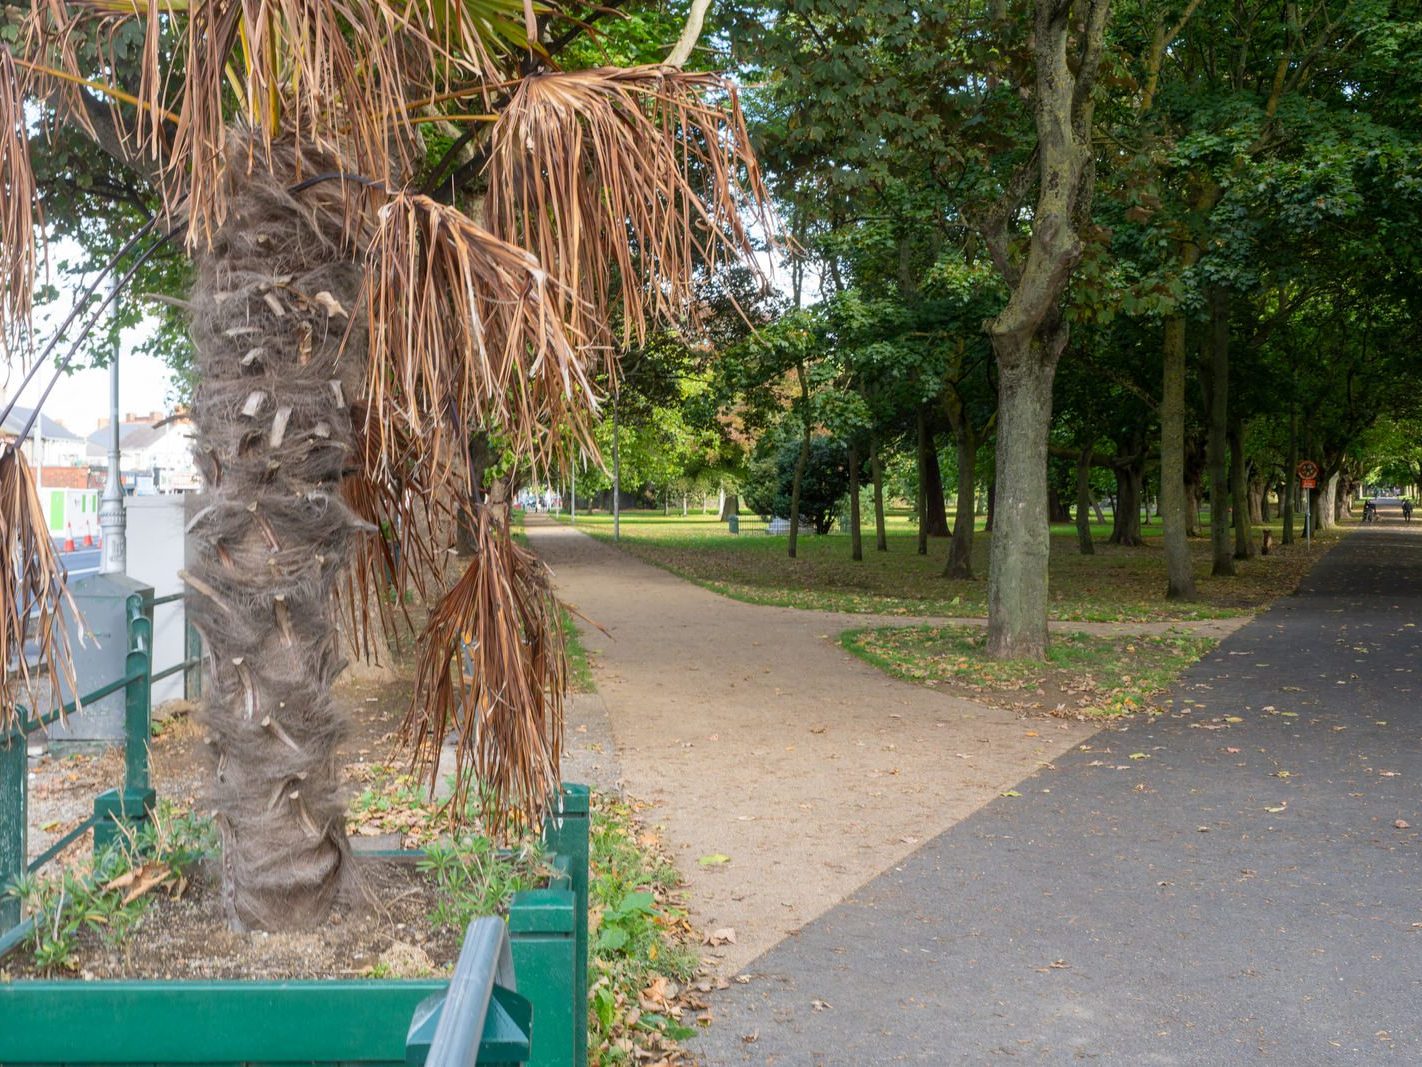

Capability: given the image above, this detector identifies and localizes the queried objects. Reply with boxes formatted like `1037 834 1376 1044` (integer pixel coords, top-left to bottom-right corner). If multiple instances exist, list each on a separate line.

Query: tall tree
977 0 1110 659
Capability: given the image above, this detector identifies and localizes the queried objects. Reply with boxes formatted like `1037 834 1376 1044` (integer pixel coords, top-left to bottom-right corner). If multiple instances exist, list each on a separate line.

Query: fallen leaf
1000 790 1021 798
1265 803 1288 814
811 999 831 1012
1129 752 1149 760
704 928 737 946
698 854 730 867
1395 819 1411 829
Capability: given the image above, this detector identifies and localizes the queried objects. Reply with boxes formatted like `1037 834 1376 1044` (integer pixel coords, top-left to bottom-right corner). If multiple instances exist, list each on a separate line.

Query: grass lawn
549 510 1345 623
841 624 1215 719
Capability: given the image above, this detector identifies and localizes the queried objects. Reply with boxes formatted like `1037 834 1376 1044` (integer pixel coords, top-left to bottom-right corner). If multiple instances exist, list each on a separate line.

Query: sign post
1298 460 1319 549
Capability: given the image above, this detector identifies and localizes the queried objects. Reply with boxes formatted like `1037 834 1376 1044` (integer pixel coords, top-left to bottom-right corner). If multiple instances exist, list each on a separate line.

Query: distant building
86 410 200 493
0 405 88 467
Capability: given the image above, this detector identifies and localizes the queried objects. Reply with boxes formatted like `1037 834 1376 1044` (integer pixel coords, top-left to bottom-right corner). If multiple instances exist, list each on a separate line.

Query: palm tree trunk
186 153 364 930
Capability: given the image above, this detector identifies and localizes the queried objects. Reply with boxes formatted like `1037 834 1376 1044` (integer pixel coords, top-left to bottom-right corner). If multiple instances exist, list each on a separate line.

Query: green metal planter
0 785 589 1067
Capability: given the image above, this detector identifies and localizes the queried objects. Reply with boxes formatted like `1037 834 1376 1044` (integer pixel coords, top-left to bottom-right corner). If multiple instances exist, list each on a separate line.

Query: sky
3 236 179 436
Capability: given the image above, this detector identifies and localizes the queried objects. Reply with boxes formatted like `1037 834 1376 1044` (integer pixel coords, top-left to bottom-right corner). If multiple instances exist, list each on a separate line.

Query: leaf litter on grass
842 624 1216 720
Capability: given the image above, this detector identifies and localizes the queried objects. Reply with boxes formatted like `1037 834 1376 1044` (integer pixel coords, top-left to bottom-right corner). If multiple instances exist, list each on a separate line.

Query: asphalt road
694 526 1422 1065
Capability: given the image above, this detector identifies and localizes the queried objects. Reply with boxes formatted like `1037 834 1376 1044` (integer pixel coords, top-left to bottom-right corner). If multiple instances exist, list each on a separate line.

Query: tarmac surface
694 518 1422 1064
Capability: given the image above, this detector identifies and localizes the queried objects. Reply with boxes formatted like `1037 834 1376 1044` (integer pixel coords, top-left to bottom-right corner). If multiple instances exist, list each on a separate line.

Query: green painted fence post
509 888 576 1067
0 724 24 934
93 596 155 853
550 784 589 1067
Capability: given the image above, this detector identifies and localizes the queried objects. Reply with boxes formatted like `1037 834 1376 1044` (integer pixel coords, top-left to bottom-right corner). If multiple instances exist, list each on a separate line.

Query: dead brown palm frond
404 503 564 833
484 65 771 357
20 0 526 242
0 446 79 732
364 190 597 500
0 45 38 355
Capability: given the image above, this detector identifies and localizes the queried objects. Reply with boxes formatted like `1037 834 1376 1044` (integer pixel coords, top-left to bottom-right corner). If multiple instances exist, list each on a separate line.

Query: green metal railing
1 592 202 956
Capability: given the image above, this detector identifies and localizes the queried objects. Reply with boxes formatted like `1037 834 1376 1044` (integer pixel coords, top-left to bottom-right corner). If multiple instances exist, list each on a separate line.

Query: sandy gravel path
527 517 1105 974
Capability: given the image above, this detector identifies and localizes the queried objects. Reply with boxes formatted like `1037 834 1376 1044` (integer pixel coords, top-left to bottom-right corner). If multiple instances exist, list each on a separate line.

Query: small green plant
5 803 217 973
417 833 545 932
587 795 702 1065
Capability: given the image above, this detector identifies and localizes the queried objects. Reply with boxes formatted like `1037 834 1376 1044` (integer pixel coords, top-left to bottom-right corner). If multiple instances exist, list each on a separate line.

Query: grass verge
587 792 707 1066
555 512 1343 624
842 624 1216 719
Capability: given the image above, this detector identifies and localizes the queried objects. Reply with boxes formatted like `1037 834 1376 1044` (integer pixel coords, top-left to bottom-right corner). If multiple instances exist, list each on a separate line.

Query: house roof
86 421 166 451
0 405 84 442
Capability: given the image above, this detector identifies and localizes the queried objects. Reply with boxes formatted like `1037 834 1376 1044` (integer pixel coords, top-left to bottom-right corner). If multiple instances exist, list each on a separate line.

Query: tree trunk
985 479 996 532
1206 288 1234 576
788 361 810 559
916 410 930 556
1259 482 1271 523
1229 418 1254 560
718 490 738 521
187 159 365 930
1047 485 1071 524
849 441 863 562
454 432 492 555
922 436 950 537
1075 446 1095 556
1109 462 1145 546
1161 316 1195 597
985 340 1058 659
944 425 977 578
870 435 888 552
1092 493 1104 524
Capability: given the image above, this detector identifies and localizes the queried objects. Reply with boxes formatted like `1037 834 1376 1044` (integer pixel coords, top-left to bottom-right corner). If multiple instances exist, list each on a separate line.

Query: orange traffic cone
82 521 94 547
63 523 76 552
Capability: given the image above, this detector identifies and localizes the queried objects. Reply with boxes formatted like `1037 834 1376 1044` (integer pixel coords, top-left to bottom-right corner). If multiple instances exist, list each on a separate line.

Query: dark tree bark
849 441 863 562
188 157 365 931
1161 316 1196 598
985 480 996 532
1047 485 1071 524
1109 460 1145 546
788 360 810 559
916 410 930 556
1229 418 1254 559
922 437 950 538
454 432 492 555
1206 288 1234 576
944 421 977 578
1075 446 1095 555
870 435 888 552
1259 482 1271 523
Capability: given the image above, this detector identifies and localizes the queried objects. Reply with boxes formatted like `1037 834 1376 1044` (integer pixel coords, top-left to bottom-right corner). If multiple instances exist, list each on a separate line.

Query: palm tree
0 2 765 930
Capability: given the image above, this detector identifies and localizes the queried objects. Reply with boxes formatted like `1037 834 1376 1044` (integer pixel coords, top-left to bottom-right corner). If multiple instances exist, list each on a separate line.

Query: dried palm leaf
0 446 79 732
0 45 39 355
20 0 530 242
484 66 771 359
404 503 564 834
363 190 597 501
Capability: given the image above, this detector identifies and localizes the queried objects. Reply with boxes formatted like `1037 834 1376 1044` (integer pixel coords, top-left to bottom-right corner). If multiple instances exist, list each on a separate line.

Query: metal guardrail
407 917 532 1066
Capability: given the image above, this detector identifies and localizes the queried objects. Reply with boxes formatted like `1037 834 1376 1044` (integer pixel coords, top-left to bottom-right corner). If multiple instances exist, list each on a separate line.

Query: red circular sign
1297 460 1319 480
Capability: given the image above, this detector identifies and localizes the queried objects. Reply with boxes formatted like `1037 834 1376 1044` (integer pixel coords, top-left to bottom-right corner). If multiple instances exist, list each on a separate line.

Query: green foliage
742 434 850 533
841 624 1217 718
588 795 701 1064
416 835 545 933
5 803 218 973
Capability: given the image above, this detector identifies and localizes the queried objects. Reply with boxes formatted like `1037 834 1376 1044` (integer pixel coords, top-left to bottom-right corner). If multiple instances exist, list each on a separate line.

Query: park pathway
523 517 1099 974
693 520 1422 1064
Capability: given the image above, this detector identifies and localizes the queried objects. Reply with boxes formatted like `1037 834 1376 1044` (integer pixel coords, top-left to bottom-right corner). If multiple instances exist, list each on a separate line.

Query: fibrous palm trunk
186 144 367 930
